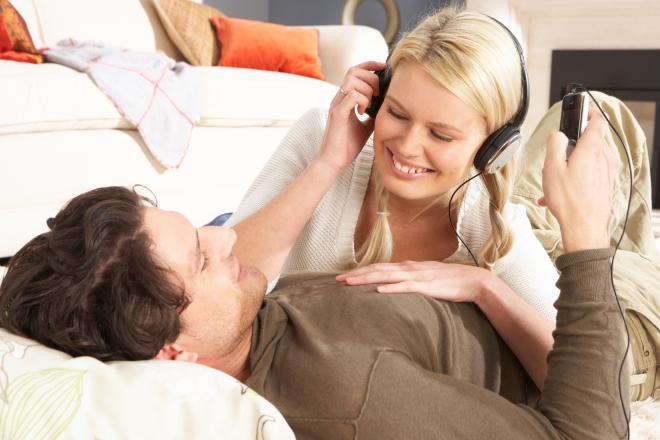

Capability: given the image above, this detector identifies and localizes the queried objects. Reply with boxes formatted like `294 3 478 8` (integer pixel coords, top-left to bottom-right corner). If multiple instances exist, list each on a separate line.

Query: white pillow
0 328 293 439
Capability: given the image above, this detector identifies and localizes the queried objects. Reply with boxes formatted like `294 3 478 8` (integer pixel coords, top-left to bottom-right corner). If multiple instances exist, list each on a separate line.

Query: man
0 111 628 439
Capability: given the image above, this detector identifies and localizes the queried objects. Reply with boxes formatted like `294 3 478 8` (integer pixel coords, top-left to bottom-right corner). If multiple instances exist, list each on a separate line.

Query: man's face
143 207 266 366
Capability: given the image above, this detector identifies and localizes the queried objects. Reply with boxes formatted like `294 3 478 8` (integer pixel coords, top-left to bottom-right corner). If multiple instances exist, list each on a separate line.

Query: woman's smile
387 147 435 180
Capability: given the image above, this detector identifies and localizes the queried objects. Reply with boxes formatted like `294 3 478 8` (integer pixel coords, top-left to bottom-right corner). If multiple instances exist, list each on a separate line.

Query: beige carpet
631 398 660 440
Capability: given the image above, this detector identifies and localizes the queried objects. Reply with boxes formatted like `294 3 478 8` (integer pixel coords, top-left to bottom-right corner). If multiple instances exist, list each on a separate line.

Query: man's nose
218 227 238 254
203 226 238 257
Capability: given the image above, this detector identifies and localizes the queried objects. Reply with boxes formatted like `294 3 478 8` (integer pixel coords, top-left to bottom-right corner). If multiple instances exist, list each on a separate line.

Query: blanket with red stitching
44 39 200 169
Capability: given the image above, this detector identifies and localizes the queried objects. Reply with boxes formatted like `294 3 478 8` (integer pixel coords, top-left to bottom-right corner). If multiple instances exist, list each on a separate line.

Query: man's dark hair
0 186 189 361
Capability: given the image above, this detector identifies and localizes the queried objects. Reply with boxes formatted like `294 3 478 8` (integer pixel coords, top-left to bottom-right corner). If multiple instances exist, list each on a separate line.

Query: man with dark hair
0 187 189 361
0 114 629 439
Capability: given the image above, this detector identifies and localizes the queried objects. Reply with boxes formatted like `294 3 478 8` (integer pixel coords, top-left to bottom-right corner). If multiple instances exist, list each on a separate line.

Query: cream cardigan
227 108 560 319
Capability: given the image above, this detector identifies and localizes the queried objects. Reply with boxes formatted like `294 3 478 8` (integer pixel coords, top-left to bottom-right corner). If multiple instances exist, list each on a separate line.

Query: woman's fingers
348 68 380 98
338 78 376 114
336 261 421 281
336 263 387 280
353 60 387 71
333 62 385 110
341 269 415 285
376 281 425 294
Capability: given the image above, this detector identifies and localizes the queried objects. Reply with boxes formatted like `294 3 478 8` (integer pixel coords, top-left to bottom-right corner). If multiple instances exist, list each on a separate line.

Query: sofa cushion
196 66 335 127
153 0 222 66
5 0 42 47
212 16 324 80
33 0 183 61
0 60 337 134
0 0 43 63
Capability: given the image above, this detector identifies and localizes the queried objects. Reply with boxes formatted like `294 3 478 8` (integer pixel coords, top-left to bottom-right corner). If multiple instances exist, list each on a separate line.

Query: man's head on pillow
0 186 267 364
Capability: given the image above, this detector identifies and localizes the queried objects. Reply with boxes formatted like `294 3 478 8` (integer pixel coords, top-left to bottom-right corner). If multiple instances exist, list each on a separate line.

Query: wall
204 1 460 42
467 0 660 140
269 0 451 38
204 0 269 21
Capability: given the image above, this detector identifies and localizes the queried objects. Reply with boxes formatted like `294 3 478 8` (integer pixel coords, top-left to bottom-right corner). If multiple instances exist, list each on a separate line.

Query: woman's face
373 62 489 206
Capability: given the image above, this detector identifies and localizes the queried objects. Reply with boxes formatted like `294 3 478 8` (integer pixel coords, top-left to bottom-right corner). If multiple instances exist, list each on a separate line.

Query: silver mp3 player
559 91 589 157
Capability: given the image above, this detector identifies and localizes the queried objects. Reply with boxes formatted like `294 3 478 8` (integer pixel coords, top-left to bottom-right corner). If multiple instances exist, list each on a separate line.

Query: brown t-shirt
246 273 534 439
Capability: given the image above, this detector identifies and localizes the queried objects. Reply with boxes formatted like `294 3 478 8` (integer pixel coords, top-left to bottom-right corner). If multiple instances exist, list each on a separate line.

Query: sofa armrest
306 25 389 86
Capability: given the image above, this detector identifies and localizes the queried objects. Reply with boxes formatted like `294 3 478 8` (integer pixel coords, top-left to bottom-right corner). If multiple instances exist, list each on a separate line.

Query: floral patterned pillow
0 328 294 439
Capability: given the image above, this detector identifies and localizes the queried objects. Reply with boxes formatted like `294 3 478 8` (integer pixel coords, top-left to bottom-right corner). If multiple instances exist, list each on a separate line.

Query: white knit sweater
227 108 560 320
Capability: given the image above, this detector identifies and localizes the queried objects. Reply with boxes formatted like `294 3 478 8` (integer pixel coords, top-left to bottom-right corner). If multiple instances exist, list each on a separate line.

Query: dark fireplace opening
550 49 660 209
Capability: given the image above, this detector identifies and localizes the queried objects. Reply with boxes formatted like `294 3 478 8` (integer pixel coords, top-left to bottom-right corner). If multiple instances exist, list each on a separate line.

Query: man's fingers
544 131 569 169
582 107 608 142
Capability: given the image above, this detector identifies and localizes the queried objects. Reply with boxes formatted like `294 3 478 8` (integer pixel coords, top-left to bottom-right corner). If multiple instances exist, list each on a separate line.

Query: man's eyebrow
387 95 465 135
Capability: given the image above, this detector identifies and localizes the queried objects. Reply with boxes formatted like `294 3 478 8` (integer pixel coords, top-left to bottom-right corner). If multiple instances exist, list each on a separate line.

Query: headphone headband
487 15 529 128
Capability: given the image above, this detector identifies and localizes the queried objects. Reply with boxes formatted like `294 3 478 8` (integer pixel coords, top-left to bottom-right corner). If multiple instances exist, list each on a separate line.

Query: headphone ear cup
366 67 392 119
474 125 522 173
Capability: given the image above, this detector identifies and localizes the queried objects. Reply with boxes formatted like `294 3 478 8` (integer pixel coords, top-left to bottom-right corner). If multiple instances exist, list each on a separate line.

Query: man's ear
155 343 199 362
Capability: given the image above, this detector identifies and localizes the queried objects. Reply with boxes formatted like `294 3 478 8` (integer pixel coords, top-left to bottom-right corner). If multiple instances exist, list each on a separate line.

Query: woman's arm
229 61 386 281
231 158 341 282
337 261 554 390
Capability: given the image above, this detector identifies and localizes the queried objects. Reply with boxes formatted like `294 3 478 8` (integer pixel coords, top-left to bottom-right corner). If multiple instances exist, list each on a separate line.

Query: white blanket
44 39 200 169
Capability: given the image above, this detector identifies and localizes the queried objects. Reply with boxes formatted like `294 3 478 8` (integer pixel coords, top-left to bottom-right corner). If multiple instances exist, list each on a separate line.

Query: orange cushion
0 0 43 63
211 16 323 80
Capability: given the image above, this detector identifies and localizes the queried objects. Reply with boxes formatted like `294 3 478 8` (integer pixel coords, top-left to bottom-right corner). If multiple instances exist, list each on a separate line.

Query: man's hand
538 107 620 253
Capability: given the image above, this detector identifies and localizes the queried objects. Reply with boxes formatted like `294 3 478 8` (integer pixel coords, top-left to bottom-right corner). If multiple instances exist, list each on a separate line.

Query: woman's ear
155 343 199 362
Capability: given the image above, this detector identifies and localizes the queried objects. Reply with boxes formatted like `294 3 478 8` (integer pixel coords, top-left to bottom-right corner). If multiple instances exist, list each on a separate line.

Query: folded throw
45 39 200 169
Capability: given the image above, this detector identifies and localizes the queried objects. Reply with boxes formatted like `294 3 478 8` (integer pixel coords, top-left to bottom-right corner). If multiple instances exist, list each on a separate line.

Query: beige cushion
0 61 337 134
153 0 222 66
33 0 183 60
196 66 337 126
7 0 43 48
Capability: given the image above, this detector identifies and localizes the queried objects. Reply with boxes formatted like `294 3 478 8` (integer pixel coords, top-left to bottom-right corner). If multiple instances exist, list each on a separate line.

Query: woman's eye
387 107 405 120
430 131 453 142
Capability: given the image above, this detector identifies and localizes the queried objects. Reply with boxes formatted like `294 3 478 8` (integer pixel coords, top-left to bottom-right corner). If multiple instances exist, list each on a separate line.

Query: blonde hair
356 8 522 269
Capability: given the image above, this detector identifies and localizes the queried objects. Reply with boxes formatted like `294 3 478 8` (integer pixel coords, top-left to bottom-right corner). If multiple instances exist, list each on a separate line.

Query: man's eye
430 131 453 142
387 107 406 120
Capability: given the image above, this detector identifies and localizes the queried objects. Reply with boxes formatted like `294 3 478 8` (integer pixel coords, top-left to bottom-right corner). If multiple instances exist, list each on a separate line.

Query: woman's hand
538 107 620 252
336 260 491 303
316 61 387 173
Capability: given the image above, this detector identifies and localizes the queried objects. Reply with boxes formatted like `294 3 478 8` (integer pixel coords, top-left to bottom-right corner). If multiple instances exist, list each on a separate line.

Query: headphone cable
450 85 633 439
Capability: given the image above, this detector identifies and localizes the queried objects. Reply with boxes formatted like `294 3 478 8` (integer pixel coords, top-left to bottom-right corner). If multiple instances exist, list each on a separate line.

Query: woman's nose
398 126 424 157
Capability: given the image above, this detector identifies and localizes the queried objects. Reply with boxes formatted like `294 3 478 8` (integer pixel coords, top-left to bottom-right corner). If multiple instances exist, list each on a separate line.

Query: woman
226 9 559 391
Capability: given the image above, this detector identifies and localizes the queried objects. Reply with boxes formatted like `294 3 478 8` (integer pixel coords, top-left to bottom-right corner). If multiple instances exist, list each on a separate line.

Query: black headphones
365 16 529 174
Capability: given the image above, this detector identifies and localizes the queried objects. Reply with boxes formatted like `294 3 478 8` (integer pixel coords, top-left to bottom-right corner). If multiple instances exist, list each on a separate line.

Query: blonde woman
226 9 559 392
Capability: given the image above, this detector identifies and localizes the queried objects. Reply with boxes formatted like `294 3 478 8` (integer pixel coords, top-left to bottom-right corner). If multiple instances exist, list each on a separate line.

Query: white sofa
0 0 388 259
